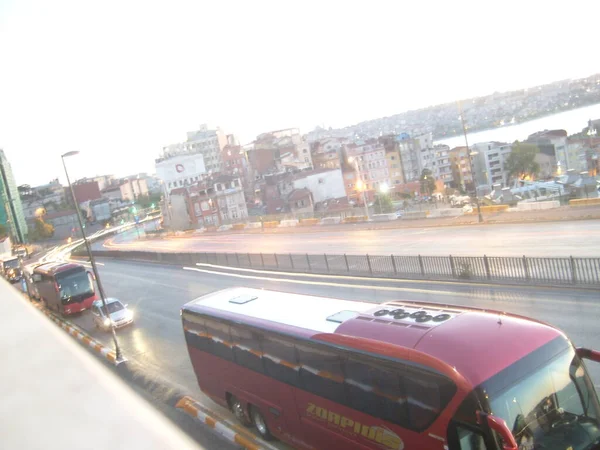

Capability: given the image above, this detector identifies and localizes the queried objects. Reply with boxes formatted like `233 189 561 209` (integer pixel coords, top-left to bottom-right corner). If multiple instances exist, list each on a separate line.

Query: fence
74 248 600 287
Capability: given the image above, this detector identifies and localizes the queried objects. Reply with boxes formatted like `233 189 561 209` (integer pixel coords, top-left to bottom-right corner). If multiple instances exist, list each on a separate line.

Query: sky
1 0 599 187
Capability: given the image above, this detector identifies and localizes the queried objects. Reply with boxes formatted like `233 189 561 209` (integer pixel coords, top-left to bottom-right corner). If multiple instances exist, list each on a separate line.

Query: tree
374 193 393 214
30 218 54 241
420 169 436 195
504 142 540 181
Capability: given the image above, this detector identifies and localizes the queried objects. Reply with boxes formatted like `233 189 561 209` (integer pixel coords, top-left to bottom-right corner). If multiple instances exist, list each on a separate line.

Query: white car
91 298 134 331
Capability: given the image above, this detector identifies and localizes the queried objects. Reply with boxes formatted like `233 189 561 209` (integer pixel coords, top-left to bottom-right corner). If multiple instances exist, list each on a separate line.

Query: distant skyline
1 0 599 186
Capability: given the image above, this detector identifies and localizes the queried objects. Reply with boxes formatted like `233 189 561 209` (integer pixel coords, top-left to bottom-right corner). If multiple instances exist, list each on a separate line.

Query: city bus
32 262 97 315
181 287 600 450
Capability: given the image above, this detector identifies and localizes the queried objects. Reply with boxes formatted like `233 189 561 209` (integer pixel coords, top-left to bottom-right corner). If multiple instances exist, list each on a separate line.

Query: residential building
420 144 453 187
221 137 249 186
246 128 312 179
471 142 513 187
310 138 345 170
187 175 248 227
40 210 78 239
290 169 346 204
72 180 102 205
19 179 67 220
101 185 123 202
379 135 405 190
449 146 472 190
395 132 430 182
0 149 28 243
161 124 228 174
120 177 149 202
155 153 207 194
345 139 389 192
287 188 314 215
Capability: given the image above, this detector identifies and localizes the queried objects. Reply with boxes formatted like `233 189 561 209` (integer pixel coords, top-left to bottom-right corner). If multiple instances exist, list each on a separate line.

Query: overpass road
62 257 600 449
100 219 600 257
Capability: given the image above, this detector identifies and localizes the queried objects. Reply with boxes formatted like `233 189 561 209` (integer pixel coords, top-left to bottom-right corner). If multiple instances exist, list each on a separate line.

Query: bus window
344 357 408 426
296 343 345 403
405 372 443 430
185 317 211 353
204 318 233 362
230 326 264 374
261 334 300 387
456 425 486 450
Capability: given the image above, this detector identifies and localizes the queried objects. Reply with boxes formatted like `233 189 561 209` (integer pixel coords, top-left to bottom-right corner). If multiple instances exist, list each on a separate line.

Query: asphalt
62 257 600 450
101 219 600 257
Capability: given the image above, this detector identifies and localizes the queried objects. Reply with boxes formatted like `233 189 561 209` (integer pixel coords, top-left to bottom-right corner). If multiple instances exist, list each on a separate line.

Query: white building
155 153 207 194
291 169 346 204
120 177 149 202
420 144 453 187
471 142 513 187
161 124 227 175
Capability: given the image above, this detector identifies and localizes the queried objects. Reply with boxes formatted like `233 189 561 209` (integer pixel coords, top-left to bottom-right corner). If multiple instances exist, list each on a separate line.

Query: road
101 220 600 257
61 257 600 449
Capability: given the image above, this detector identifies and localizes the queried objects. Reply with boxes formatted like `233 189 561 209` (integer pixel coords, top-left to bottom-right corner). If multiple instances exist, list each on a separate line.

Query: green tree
504 142 540 181
374 193 393 214
33 218 54 239
420 168 436 195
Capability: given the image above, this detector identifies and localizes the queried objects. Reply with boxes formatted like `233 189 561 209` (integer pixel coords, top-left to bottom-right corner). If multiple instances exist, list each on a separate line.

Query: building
0 149 28 243
246 128 312 179
310 138 345 170
286 188 314 216
155 153 207 194
420 144 453 188
72 180 102 205
161 124 228 174
471 141 513 188
395 132 431 182
221 137 249 186
19 179 68 220
40 210 79 239
120 177 149 202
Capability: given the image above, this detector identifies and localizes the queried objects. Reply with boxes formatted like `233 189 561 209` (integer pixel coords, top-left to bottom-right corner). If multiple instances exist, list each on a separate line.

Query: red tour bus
181 288 600 450
32 262 97 315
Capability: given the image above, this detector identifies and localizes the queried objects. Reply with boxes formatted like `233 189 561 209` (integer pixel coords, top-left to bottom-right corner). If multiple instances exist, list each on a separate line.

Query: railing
74 248 600 287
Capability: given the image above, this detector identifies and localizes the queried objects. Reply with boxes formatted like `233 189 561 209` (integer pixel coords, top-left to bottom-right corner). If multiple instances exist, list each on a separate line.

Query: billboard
155 154 207 191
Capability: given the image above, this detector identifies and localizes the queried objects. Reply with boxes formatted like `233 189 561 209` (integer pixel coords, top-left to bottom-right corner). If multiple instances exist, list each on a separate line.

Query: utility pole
458 102 483 223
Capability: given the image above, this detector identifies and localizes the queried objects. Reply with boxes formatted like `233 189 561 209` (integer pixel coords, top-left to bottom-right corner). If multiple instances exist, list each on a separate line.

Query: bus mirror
477 411 518 450
576 347 600 363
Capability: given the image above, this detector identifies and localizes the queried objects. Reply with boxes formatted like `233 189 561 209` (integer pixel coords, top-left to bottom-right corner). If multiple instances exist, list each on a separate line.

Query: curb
30 301 123 365
175 396 279 450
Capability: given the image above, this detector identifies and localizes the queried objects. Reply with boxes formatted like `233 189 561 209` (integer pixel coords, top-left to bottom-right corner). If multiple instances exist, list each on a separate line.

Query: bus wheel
250 406 274 441
228 395 251 426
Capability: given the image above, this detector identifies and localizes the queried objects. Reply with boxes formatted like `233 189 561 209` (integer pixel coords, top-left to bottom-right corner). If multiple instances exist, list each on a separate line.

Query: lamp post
458 103 483 223
61 151 123 361
348 157 370 220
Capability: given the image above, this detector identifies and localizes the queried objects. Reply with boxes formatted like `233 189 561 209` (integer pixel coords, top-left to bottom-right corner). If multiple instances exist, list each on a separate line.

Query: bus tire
228 395 251 426
250 406 274 441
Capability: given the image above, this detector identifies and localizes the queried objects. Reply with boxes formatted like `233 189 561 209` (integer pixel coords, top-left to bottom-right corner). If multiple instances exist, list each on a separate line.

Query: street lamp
61 151 123 361
458 104 483 223
348 157 370 220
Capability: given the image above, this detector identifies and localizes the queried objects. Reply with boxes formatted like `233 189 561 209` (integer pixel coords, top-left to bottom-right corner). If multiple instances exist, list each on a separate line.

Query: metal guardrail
75 248 600 287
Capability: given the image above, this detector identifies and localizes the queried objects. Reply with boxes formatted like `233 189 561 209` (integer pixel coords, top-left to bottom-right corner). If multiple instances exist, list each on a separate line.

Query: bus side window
204 318 234 362
230 326 264 374
184 317 210 353
404 369 456 431
296 343 345 404
261 334 300 387
454 424 487 450
345 358 407 425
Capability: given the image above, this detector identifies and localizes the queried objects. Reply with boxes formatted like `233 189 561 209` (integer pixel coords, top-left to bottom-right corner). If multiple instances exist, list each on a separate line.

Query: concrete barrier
232 223 246 231
372 213 397 222
428 209 464 218
401 211 429 220
299 218 319 226
343 215 368 224
217 225 233 232
279 219 299 228
516 200 560 211
570 198 600 207
319 217 342 225
466 204 509 214
246 222 262 229
262 221 279 228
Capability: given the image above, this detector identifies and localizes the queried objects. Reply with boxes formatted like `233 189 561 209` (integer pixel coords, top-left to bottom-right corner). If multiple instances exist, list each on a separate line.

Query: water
434 104 600 148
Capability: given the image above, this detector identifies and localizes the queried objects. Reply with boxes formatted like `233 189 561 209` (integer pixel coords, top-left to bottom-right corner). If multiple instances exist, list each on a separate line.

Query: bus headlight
128 310 134 320
103 318 110 327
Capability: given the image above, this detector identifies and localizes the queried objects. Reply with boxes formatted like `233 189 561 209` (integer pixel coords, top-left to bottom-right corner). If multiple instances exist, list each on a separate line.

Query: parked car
91 298 134 331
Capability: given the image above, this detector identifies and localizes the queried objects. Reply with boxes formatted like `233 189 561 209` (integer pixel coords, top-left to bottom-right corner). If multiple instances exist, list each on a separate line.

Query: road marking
193 262 584 293
182 266 600 308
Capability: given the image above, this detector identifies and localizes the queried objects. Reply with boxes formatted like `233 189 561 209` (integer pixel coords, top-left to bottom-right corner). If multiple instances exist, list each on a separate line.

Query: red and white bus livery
32 262 97 315
181 288 600 450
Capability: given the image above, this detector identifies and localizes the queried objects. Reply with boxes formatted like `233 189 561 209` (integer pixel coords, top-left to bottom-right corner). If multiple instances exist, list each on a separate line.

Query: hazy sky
1 0 598 186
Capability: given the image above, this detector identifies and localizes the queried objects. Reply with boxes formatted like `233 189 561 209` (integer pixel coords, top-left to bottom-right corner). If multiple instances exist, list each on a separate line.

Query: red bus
181 287 600 450
32 262 97 315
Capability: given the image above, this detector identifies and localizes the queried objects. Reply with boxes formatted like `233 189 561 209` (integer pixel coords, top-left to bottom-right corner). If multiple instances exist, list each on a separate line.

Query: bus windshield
489 349 600 450
4 259 19 269
58 270 94 303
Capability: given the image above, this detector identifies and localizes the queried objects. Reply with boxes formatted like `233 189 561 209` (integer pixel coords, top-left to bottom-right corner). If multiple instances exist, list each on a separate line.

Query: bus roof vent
372 306 456 325
327 310 360 324
229 294 258 305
